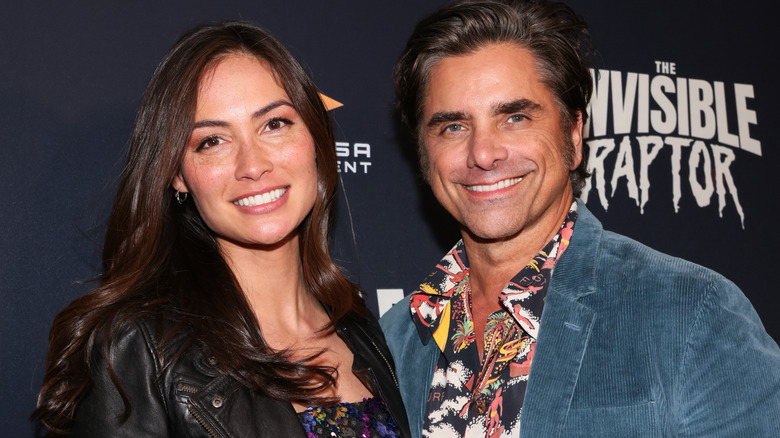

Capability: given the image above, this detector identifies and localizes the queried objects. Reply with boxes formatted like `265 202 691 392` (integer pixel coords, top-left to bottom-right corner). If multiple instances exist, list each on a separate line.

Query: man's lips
465 176 523 192
232 187 287 207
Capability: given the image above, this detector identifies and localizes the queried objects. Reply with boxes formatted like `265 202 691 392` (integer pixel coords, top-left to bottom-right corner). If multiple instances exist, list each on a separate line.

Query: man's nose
467 127 508 170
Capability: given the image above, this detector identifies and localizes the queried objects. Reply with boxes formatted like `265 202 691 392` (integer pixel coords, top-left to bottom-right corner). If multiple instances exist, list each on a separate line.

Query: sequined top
298 396 400 438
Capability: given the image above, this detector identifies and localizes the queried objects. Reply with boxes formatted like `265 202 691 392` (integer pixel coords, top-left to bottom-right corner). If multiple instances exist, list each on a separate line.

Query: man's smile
465 176 523 192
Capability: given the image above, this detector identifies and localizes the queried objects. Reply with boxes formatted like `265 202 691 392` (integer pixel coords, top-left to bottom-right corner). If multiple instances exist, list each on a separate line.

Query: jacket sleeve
71 322 170 437
676 278 780 436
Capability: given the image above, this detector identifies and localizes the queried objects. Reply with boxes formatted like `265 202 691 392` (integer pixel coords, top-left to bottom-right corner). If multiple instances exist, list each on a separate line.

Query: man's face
421 43 582 245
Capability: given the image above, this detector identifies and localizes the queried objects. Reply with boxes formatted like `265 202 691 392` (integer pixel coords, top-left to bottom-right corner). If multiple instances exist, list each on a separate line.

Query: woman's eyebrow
192 100 293 129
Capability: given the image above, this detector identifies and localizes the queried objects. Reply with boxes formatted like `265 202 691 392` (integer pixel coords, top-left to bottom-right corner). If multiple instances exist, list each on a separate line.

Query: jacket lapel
520 199 602 438
399 322 438 438
520 291 596 437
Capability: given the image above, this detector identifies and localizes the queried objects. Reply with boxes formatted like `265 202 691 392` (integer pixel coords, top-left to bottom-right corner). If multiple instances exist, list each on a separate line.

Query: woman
32 21 409 437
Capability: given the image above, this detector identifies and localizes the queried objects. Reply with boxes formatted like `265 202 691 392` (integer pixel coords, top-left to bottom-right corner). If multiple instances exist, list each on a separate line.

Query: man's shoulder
569 225 752 338
597 228 730 286
564 204 744 320
554 203 735 309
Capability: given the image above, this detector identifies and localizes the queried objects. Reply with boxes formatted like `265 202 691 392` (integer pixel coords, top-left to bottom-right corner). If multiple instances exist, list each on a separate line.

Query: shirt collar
410 201 578 345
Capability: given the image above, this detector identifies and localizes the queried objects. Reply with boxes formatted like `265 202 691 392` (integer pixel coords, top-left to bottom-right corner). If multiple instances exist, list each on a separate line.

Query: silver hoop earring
175 191 188 204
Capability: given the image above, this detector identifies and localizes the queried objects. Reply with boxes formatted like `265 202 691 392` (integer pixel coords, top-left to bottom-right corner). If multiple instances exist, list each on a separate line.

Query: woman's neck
218 234 329 348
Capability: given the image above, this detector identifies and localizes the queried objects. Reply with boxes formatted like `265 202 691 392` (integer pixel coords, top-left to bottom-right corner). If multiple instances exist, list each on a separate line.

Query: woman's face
172 54 318 251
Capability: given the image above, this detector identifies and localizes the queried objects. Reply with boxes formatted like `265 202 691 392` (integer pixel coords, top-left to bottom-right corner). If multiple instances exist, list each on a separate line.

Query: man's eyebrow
192 100 293 129
426 111 467 128
493 98 542 116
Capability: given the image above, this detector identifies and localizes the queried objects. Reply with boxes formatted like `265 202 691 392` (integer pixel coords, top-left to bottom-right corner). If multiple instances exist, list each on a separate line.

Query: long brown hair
33 21 363 435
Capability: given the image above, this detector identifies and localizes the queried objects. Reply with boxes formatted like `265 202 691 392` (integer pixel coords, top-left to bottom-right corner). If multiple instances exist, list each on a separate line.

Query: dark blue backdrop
2 1 777 435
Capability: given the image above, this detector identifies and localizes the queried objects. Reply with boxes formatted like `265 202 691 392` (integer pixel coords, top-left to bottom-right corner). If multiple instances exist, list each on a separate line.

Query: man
380 1 780 437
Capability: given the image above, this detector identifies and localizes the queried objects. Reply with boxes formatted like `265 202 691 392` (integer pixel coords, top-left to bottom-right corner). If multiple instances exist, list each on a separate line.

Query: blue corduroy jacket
380 200 780 437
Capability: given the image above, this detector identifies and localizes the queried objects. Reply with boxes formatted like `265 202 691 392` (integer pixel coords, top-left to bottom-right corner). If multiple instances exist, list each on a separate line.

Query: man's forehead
423 44 544 100
421 47 550 121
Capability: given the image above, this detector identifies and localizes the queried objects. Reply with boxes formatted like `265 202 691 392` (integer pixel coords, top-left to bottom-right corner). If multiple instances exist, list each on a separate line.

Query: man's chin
459 221 525 245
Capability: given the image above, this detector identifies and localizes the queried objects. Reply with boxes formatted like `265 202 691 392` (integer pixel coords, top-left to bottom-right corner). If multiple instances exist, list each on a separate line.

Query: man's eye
508 114 526 123
443 124 463 133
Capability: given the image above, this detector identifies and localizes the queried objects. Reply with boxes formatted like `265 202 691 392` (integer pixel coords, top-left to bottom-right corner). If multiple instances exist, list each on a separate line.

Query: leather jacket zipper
176 382 200 394
177 382 220 438
187 403 220 438
339 325 399 389
345 325 407 437
368 338 399 389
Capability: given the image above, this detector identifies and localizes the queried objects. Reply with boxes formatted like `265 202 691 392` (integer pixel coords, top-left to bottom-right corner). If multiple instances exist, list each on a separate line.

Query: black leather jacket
71 313 410 437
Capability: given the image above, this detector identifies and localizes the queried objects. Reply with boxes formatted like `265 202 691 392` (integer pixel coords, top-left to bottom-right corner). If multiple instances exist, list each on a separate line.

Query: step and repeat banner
1 1 776 435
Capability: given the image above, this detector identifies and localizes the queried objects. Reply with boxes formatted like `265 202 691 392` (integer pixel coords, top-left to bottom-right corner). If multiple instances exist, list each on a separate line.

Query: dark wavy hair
32 20 363 435
393 0 593 196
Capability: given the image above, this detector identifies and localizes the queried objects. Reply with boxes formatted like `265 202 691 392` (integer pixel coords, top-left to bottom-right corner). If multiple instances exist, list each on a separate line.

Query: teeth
466 177 523 192
233 188 287 207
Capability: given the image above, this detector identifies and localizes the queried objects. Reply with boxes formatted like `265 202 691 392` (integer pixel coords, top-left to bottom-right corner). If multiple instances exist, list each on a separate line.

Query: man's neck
461 196 573 358
462 196 573 312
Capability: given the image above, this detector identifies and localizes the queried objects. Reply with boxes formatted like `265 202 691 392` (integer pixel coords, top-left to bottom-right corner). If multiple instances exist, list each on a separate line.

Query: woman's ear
172 173 188 194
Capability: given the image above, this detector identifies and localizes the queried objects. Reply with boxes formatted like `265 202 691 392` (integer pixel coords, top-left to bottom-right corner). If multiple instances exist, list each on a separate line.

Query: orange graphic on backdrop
319 93 343 110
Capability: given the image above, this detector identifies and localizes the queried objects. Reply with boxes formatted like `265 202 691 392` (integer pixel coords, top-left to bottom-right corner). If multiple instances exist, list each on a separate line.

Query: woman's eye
196 136 224 151
266 118 291 131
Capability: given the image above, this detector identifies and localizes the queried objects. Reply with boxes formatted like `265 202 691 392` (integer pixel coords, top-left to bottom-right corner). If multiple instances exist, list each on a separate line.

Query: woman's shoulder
72 311 195 435
89 307 194 370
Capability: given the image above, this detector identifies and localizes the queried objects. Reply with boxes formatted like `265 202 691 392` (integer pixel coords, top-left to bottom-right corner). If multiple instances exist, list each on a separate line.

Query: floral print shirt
410 202 577 437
